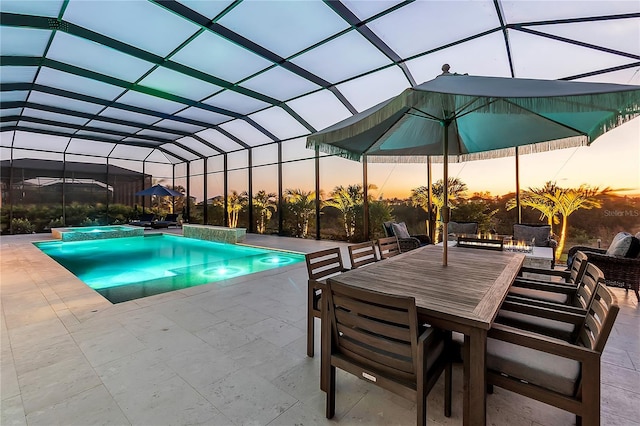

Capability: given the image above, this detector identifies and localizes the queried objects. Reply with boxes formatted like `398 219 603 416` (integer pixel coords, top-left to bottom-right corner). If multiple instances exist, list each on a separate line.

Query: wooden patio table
324 244 524 426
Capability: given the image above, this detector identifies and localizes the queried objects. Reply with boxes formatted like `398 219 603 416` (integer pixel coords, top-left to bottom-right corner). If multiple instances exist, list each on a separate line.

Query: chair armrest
501 297 586 324
398 237 421 251
489 323 598 362
309 278 326 294
568 245 606 258
411 234 432 245
511 279 576 294
583 251 639 265
519 266 569 280
505 294 585 314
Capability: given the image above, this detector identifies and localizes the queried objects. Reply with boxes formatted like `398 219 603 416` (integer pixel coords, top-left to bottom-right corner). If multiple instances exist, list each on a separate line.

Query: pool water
35 234 304 303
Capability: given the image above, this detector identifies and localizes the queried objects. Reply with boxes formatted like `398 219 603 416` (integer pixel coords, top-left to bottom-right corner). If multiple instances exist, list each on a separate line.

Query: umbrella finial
441 64 451 75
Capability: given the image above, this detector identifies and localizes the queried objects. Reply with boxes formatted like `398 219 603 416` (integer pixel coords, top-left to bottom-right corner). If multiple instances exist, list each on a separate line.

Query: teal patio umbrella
307 71 640 265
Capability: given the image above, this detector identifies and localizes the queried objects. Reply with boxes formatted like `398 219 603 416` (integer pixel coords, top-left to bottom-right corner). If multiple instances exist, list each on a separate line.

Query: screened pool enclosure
1 1 638 237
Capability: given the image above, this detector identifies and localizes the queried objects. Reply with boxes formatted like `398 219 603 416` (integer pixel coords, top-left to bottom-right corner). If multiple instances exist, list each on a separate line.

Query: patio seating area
1 232 638 425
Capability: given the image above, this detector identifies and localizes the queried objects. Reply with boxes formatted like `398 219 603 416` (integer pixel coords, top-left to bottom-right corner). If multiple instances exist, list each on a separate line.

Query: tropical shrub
11 218 35 234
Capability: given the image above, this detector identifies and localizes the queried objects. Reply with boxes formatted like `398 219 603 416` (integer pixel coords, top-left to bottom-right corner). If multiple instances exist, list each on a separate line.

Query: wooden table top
328 245 525 331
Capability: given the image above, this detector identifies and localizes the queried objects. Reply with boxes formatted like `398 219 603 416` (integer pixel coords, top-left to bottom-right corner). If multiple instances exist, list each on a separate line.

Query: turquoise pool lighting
35 235 304 303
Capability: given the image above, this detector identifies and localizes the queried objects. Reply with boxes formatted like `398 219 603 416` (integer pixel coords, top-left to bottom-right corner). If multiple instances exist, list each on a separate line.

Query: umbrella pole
427 157 434 243
442 120 450 267
515 147 522 224
363 155 369 240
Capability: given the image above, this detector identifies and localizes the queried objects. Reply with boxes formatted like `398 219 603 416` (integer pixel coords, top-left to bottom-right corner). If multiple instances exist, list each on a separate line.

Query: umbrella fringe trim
307 111 638 163
362 136 589 163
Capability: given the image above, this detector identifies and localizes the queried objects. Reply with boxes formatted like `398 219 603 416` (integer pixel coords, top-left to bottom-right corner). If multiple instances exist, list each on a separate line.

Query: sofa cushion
513 224 551 247
487 337 580 396
606 232 640 258
391 222 411 239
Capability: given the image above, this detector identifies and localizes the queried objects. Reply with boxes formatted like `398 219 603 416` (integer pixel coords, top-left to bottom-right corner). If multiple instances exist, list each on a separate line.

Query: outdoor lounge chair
304 247 348 358
151 213 180 229
487 283 619 426
513 223 558 264
382 221 430 252
497 262 603 342
129 213 155 227
323 280 452 425
568 231 640 301
447 221 478 238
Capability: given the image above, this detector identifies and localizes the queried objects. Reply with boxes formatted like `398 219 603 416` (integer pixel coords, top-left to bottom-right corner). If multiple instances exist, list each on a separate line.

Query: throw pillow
392 222 411 239
383 221 394 237
606 232 640 258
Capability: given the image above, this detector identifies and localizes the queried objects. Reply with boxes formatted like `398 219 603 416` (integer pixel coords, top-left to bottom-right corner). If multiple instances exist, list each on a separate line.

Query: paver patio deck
1 231 638 425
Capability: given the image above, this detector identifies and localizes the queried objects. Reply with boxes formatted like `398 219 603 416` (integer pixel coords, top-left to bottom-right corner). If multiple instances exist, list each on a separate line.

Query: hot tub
51 225 144 242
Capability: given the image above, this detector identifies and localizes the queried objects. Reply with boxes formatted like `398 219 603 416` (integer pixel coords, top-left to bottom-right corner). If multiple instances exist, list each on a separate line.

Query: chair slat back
377 236 401 259
577 283 619 353
568 251 589 284
326 281 419 382
348 241 378 269
573 263 603 310
305 248 345 281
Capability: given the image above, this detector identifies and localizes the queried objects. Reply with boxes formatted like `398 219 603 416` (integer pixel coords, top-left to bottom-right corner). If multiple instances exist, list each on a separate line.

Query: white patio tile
75 326 147 367
194 320 260 353
25 385 129 426
0 395 27 426
18 356 102 414
201 369 297 425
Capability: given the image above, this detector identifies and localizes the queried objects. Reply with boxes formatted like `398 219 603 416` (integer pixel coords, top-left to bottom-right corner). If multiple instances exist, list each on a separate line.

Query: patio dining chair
348 241 378 269
324 280 452 425
487 283 619 426
304 247 349 357
377 236 401 259
510 251 589 304
497 262 603 342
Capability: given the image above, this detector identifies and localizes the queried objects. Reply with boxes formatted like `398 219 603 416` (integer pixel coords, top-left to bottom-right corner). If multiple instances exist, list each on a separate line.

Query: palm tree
253 190 277 234
506 181 560 231
324 184 376 240
411 177 467 242
284 188 316 238
512 182 606 259
227 190 248 228
550 184 606 259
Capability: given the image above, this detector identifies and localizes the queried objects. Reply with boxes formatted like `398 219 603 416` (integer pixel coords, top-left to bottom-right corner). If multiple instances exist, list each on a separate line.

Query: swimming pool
35 234 304 303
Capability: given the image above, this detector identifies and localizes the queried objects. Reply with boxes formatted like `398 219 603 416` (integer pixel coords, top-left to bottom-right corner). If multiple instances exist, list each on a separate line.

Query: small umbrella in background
135 184 184 215
135 184 184 197
307 66 640 265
